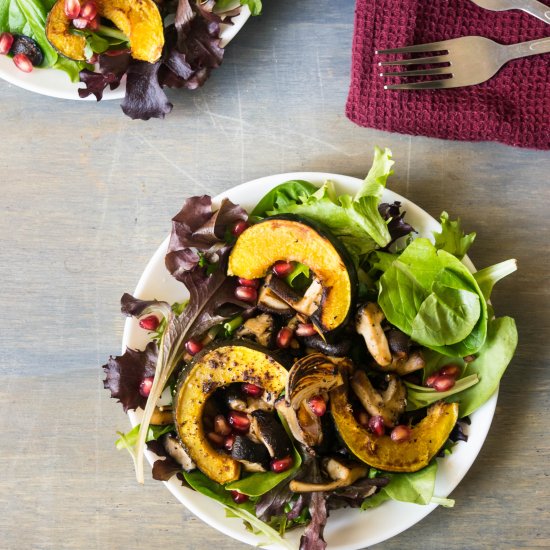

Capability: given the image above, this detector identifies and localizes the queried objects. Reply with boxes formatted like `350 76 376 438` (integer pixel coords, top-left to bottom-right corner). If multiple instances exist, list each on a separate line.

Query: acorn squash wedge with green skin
228 215 357 332
46 0 164 62
331 386 458 472
174 341 289 485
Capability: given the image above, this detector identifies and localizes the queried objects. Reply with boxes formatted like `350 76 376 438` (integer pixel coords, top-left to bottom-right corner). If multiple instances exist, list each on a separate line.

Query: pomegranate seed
307 395 326 417
237 277 260 288
79 1 97 20
295 323 316 337
214 415 232 436
432 374 456 392
242 383 263 397
235 286 257 303
185 339 203 356
232 221 249 236
368 415 385 437
0 33 14 55
390 425 412 442
206 431 224 447
276 327 293 349
271 455 293 473
425 374 439 388
87 15 100 30
64 0 81 19
230 490 249 504
87 52 99 64
139 315 160 331
13 53 33 72
224 433 236 451
72 17 89 29
228 410 250 432
439 364 461 378
357 410 369 427
272 261 293 277
139 376 154 398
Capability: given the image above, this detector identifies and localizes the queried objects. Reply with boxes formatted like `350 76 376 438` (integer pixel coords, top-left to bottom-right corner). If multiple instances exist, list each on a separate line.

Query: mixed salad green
0 0 260 119
102 147 517 549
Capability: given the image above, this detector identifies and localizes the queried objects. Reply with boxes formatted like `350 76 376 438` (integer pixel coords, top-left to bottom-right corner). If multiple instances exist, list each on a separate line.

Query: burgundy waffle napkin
346 0 550 149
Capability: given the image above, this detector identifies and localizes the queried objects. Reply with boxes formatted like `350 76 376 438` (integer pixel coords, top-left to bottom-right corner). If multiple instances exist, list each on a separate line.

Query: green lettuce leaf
354 146 394 200
473 259 517 301
433 212 476 259
250 180 318 218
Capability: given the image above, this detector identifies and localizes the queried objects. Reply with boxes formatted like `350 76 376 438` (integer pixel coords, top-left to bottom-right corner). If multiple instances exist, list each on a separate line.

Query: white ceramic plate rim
0 6 250 100
122 172 497 550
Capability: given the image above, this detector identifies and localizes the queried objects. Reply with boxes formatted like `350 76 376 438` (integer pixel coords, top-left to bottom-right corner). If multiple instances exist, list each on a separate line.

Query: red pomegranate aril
185 339 203 356
307 395 326 417
368 415 386 437
232 221 249 236
87 15 100 30
237 277 260 289
235 285 257 303
295 323 316 337
390 425 412 442
72 17 89 29
230 490 249 504
439 364 461 378
79 1 97 20
206 431 224 447
272 261 293 277
224 433 236 451
276 327 293 349
0 33 14 55
139 376 154 398
13 53 33 72
271 455 293 473
242 383 263 397
214 414 232 436
228 410 250 432
432 374 456 392
425 374 438 388
139 315 160 331
64 0 81 19
87 52 99 64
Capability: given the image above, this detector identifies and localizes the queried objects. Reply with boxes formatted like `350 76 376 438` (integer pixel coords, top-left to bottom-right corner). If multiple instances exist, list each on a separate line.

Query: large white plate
0 6 250 100
122 172 497 550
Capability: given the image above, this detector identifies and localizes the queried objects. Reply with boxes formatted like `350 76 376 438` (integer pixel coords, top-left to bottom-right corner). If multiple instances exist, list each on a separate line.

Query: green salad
102 147 518 549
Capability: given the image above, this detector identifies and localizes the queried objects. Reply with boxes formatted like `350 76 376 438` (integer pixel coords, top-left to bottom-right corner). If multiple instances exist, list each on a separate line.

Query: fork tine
376 42 449 55
385 79 452 90
381 67 452 78
379 55 449 66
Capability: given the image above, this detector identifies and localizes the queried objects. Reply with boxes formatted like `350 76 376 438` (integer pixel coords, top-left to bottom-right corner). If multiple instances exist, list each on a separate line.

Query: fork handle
505 37 550 60
520 0 550 24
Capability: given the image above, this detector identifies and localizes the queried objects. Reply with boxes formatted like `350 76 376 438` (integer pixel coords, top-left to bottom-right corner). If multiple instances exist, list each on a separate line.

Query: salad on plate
0 0 259 118
102 147 518 549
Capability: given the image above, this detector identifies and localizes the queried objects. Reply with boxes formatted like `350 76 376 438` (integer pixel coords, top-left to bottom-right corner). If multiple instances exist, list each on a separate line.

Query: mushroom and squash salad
102 147 518 549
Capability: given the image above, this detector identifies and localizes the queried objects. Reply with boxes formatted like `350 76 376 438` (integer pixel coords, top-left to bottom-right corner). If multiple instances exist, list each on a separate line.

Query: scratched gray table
1 1 549 549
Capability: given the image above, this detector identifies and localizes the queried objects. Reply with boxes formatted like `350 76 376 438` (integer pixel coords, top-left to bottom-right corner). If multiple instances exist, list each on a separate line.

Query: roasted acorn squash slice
331 386 458 472
46 0 164 62
174 341 288 485
228 215 357 332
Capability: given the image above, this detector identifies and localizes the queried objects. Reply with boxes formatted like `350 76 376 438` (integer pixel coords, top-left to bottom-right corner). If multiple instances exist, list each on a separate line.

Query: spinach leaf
184 470 293 549
362 461 439 509
473 259 517 301
114 423 174 450
404 374 479 411
225 447 302 497
250 179 318 218
433 212 476 259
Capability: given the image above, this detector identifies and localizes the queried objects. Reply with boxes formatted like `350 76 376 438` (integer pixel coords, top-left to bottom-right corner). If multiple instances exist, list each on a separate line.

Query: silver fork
469 0 550 25
377 36 550 90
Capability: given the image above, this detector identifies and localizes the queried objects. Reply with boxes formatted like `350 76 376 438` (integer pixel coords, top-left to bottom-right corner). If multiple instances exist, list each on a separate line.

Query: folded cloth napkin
346 0 550 149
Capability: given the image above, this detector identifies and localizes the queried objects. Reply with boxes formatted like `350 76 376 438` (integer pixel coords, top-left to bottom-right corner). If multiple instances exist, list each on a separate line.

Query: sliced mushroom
250 410 292 459
356 303 392 367
257 283 294 315
266 274 324 318
231 435 271 472
386 328 410 358
150 406 173 425
351 370 407 428
391 349 426 376
303 334 352 357
235 313 275 348
289 457 368 492
162 434 196 471
224 386 247 412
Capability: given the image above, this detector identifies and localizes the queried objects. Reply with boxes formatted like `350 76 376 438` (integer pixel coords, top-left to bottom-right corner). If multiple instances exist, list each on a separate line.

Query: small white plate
0 6 250 100
122 172 497 550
